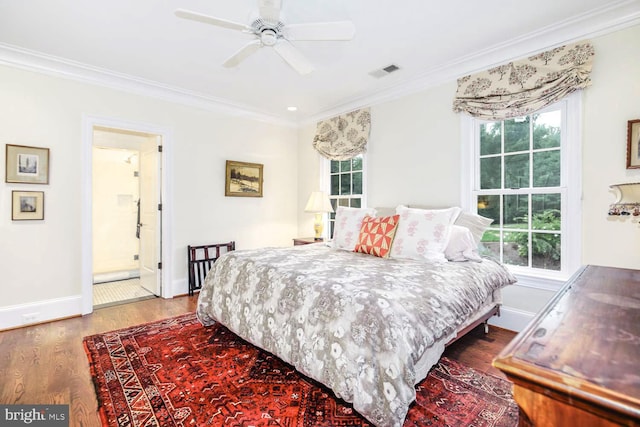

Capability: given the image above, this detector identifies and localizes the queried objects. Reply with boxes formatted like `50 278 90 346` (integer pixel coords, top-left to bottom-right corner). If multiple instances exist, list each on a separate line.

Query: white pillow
445 225 483 262
390 205 461 261
332 206 377 251
454 211 493 246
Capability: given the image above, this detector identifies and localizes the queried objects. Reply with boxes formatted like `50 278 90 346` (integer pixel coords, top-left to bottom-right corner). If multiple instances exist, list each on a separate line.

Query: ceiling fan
174 0 355 75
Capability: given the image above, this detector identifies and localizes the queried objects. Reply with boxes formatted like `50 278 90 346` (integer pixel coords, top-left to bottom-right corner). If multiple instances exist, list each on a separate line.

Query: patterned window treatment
312 108 371 160
452 41 594 120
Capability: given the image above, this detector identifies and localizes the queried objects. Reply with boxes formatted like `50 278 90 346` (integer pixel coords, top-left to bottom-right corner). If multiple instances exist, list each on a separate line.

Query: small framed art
12 191 45 220
5 144 50 184
627 119 640 169
225 160 263 197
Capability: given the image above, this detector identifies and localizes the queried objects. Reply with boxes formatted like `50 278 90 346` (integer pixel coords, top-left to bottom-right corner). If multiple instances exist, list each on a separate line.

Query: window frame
321 154 368 239
460 92 582 289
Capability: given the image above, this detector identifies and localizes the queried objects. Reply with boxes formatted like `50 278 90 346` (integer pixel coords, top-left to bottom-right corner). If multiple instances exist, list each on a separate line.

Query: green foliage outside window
478 110 562 270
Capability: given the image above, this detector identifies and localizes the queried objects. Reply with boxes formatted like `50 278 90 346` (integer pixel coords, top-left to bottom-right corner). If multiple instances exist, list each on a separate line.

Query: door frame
81 114 174 315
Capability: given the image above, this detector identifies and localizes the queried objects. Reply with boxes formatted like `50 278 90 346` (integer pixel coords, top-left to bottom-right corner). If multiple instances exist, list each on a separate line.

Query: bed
196 239 516 427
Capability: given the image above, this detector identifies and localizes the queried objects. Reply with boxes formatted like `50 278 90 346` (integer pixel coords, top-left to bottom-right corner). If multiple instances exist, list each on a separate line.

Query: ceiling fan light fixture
260 29 278 46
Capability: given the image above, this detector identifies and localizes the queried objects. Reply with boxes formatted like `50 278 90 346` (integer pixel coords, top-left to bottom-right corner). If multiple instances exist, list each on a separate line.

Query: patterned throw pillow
332 206 377 250
354 215 400 258
390 205 461 261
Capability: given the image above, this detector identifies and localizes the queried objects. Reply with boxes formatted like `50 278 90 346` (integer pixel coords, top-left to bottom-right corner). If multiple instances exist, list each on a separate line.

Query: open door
139 135 161 295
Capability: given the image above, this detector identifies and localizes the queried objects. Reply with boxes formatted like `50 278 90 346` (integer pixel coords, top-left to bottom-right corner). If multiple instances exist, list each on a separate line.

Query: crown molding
0 42 298 128
302 0 640 125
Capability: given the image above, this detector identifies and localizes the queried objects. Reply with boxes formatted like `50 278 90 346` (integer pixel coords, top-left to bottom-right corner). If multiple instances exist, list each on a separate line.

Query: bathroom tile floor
93 278 155 308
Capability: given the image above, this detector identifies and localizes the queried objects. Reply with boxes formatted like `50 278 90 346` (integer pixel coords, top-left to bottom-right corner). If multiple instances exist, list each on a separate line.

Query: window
326 155 365 237
464 95 581 280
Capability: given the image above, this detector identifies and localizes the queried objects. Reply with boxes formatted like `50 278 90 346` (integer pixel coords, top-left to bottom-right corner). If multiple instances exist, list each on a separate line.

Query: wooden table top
493 265 640 419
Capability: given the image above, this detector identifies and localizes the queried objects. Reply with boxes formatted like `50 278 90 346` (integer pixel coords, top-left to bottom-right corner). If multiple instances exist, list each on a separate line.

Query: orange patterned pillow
354 215 400 258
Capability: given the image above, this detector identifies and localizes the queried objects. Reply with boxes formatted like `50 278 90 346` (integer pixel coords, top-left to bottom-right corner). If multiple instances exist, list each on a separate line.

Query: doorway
91 126 162 308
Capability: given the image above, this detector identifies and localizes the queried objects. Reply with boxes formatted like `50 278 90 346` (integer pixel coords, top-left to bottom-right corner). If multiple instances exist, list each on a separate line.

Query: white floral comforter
196 244 516 427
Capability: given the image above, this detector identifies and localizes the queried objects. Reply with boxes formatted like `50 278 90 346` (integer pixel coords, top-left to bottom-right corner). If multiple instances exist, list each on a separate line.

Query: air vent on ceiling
369 64 401 78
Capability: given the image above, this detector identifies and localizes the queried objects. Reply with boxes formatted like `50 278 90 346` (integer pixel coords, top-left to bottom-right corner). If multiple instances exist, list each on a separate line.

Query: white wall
297 24 640 331
582 25 640 268
0 65 298 329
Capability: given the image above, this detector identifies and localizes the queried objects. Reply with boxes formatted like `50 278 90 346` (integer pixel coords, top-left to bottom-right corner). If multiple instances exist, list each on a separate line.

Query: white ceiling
1 0 639 125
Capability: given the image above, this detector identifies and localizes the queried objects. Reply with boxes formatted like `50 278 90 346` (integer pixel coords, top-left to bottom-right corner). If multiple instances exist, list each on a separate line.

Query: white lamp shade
304 191 334 213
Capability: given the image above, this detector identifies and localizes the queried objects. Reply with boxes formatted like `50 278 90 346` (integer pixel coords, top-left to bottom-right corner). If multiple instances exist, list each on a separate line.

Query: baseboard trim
172 278 188 298
0 295 83 331
488 306 535 332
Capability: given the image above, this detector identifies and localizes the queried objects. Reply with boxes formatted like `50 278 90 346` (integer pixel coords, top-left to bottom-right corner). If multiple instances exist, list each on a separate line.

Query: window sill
509 267 573 291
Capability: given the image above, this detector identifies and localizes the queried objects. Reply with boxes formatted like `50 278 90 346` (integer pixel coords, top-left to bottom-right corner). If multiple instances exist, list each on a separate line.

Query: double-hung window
326 154 365 238
464 94 581 281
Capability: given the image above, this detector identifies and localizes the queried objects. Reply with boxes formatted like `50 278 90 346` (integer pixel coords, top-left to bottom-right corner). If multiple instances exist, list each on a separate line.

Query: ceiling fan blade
273 40 314 75
258 0 282 23
286 21 355 41
222 40 262 68
175 9 251 32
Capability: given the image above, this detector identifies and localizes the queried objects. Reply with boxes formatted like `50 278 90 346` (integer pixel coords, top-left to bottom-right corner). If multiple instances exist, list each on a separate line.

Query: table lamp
304 191 334 240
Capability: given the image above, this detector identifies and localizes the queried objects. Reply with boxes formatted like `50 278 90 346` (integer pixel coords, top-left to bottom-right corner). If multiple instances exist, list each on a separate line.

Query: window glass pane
338 198 349 207
533 110 561 149
331 175 339 195
481 230 500 258
330 221 335 238
330 160 339 174
505 153 529 189
480 122 501 155
352 156 363 171
340 174 351 195
532 233 561 270
477 195 500 225
480 157 501 189
350 198 362 208
504 117 530 153
532 194 561 230
533 150 560 187
340 160 351 172
504 194 528 229
504 231 528 266
352 171 363 194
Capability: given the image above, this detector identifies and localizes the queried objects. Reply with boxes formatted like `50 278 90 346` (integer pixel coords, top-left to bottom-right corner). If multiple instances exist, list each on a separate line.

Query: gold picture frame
5 144 50 184
627 119 640 169
12 191 45 220
225 160 263 197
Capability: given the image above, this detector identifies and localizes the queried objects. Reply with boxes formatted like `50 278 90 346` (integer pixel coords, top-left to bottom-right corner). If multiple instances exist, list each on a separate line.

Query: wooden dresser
493 265 640 426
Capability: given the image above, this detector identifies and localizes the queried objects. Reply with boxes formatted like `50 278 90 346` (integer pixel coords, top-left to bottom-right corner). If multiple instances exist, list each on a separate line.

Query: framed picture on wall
12 191 45 220
627 119 640 169
225 160 263 197
5 144 50 184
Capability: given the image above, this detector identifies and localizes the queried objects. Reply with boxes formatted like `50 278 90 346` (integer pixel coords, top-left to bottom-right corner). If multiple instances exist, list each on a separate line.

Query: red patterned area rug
83 313 518 427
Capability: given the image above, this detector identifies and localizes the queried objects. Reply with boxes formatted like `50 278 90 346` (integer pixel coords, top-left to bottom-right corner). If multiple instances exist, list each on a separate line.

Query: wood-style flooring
0 296 516 427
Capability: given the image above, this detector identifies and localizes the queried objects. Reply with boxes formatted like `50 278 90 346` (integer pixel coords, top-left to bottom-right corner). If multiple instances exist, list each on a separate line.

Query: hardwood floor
0 296 516 427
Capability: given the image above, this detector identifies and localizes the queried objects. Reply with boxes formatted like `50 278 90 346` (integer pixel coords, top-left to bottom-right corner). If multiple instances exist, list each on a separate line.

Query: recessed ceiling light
287 106 298 112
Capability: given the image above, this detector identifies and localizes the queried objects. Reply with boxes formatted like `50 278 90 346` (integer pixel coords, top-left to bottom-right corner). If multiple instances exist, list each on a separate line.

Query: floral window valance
312 108 371 160
453 41 594 120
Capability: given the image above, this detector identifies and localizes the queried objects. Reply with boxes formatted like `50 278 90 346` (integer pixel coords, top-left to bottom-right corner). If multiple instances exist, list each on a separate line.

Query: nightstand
293 237 323 246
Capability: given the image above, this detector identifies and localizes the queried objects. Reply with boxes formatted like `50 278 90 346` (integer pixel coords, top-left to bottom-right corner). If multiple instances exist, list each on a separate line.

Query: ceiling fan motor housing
252 19 284 46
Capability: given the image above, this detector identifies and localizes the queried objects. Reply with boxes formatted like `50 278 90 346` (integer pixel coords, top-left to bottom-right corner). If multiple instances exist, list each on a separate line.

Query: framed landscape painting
5 144 50 184
12 191 45 220
627 119 640 169
225 160 263 197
